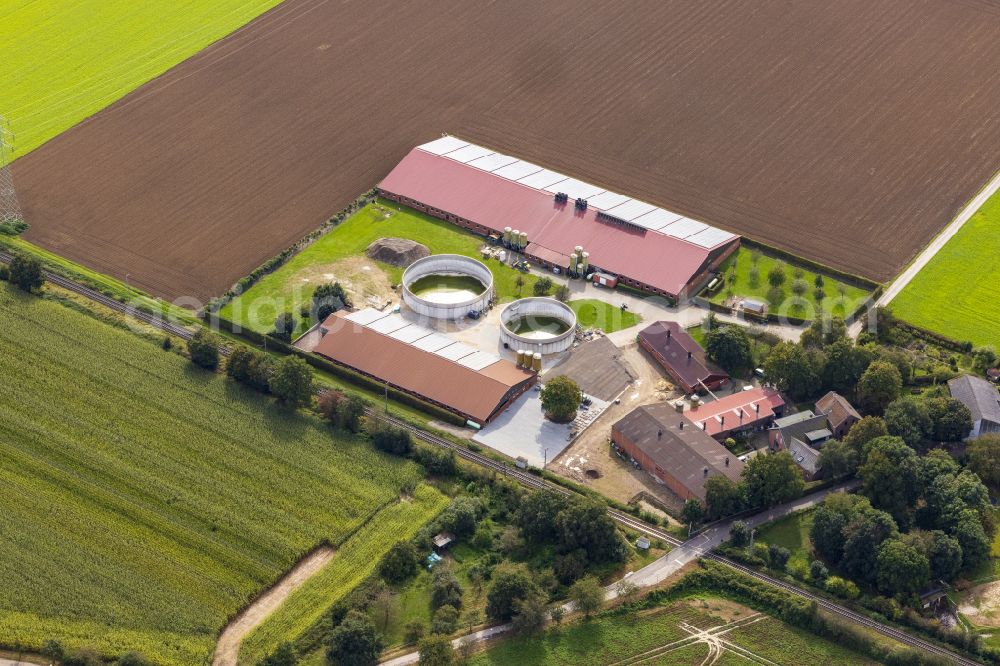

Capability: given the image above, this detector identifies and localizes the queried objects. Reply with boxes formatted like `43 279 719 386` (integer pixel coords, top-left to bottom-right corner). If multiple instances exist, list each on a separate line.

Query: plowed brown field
13 0 1000 301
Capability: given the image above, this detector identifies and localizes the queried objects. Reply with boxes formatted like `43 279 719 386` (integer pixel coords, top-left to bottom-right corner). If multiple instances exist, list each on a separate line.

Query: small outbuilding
432 532 455 550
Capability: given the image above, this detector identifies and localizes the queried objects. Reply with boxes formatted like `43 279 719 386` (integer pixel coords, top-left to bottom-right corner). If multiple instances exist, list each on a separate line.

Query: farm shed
948 375 1000 440
314 310 535 425
379 138 740 301
611 402 743 502
686 387 786 441
638 321 729 395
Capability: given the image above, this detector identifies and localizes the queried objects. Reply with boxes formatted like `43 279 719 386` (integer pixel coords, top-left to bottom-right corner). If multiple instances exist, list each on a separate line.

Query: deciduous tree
927 397 973 442
857 361 902 415
858 436 920 528
486 564 541 622
762 342 817 400
8 253 43 292
187 329 220 370
269 356 314 408
705 325 753 374
417 634 454 666
876 539 929 597
883 398 932 448
540 376 581 423
817 439 858 479
326 610 383 666
967 434 1000 490
843 416 888 456
568 576 604 617
272 311 296 342
741 451 804 509
842 507 899 585
379 541 419 583
704 476 745 520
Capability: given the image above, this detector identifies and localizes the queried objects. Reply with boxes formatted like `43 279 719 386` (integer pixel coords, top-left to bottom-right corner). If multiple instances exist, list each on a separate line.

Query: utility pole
0 115 23 226
384 381 389 414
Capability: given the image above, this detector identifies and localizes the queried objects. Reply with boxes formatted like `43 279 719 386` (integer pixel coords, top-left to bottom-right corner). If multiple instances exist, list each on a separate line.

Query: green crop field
569 299 641 333
467 595 877 665
0 283 441 663
219 200 543 336
707 247 873 321
239 484 447 663
892 189 1000 349
2 0 284 159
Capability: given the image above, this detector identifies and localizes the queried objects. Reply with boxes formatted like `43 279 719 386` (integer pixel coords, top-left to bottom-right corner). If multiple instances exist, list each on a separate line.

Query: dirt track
212 545 335 666
13 0 1000 301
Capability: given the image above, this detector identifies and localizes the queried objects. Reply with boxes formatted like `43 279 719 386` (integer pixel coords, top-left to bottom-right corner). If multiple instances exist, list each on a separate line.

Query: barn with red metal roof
379 137 741 301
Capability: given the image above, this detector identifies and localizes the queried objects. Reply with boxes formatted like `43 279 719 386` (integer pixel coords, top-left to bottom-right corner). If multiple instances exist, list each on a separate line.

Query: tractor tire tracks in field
212 545 335 666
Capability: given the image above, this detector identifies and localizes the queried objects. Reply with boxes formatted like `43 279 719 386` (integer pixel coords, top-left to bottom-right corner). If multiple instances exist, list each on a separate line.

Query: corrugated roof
612 402 743 501
381 148 737 296
315 312 534 422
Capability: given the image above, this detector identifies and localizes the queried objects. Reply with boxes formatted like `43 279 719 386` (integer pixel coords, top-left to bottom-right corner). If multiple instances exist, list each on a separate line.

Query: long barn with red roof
379 136 741 302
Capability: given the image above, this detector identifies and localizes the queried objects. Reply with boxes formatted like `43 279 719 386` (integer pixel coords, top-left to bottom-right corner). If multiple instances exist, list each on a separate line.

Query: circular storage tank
499 297 577 355
402 254 495 320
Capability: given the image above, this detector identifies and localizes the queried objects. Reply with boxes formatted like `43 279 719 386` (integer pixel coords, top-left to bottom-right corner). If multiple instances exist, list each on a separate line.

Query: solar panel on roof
604 199 657 221
418 136 469 155
686 227 738 249
492 160 544 181
457 351 501 371
444 144 495 164
542 178 605 200
517 169 570 189
344 308 389 325
631 208 683 231
434 342 478 361
366 313 409 334
467 153 519 172
388 324 435 343
410 332 454 352
662 217 708 239
587 191 632 211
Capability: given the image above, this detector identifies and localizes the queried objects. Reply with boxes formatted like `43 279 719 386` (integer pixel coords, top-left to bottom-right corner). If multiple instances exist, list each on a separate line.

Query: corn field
0 286 425 663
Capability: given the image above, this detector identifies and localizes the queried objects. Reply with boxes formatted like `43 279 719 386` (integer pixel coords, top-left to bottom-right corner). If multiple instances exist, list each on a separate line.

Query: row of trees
185 332 316 408
700 451 805 522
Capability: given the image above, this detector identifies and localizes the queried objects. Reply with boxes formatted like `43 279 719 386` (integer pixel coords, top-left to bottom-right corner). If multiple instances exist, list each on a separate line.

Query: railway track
711 555 982 666
2 251 979 664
